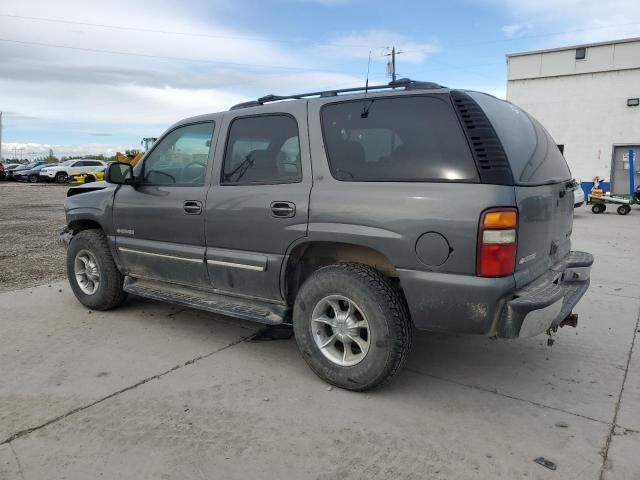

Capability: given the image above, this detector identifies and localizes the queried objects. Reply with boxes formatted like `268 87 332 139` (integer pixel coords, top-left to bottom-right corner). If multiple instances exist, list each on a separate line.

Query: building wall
506 40 640 194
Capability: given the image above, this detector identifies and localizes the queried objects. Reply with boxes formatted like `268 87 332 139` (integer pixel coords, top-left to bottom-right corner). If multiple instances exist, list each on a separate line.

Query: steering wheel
183 161 207 183
183 161 207 171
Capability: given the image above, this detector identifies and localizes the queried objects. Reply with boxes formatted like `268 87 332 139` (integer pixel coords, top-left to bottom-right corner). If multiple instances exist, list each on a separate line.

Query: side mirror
105 162 134 185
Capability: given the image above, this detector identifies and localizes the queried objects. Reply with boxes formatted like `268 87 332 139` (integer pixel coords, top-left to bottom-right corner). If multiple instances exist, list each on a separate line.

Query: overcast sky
1 0 640 158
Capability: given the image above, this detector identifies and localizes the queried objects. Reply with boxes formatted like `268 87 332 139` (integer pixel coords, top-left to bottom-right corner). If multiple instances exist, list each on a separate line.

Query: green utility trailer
587 193 636 215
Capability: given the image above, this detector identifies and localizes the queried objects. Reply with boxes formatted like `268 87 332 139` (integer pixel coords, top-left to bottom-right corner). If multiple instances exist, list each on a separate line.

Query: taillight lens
477 208 518 277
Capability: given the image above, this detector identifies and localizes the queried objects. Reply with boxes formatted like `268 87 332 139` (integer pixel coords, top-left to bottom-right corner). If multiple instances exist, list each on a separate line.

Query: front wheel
67 229 127 310
55 172 68 183
617 205 631 215
293 263 412 391
592 203 606 214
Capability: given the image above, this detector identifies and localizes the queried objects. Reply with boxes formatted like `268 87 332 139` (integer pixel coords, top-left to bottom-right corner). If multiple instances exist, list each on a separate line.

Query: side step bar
123 277 288 325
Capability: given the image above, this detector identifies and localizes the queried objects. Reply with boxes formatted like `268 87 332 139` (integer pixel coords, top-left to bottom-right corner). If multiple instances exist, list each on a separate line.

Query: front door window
143 123 215 186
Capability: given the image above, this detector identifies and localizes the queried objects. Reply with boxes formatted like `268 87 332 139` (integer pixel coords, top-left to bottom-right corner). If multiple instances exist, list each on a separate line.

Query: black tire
293 263 412 391
66 229 127 310
29 175 39 183
592 203 605 214
84 175 95 184
55 172 68 183
617 205 631 215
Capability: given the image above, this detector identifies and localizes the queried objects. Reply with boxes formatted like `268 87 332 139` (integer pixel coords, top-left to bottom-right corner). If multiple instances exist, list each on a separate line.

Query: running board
123 278 287 325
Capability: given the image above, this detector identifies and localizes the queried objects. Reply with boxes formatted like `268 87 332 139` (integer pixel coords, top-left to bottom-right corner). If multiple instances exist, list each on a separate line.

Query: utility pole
385 47 403 82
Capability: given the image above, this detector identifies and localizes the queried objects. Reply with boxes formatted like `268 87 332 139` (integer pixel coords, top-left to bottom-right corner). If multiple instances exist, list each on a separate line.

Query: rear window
467 92 571 185
321 96 478 182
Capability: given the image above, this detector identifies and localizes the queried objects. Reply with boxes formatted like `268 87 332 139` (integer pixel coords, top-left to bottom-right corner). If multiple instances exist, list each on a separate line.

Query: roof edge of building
506 36 640 58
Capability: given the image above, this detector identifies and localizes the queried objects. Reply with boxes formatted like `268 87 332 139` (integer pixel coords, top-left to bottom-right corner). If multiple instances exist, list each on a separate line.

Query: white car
40 159 106 183
574 180 585 208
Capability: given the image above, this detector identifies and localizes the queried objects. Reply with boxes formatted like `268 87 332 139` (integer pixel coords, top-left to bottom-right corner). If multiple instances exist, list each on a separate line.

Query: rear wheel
617 205 631 215
29 174 38 183
592 203 606 214
67 229 127 310
293 263 412 391
55 172 68 183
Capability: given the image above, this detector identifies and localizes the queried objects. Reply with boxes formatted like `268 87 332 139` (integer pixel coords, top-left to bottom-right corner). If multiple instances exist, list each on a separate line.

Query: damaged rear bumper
497 251 593 338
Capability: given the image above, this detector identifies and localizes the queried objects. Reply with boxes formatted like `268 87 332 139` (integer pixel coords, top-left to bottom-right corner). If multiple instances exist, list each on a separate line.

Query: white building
506 37 640 194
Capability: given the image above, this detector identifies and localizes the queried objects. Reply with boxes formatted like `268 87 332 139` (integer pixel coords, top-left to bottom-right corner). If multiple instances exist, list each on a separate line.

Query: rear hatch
468 92 574 287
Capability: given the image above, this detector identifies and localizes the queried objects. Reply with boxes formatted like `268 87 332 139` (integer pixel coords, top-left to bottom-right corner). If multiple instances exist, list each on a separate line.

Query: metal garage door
611 146 640 194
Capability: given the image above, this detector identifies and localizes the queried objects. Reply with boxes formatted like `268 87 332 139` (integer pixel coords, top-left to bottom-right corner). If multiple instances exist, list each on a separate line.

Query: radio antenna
365 50 372 94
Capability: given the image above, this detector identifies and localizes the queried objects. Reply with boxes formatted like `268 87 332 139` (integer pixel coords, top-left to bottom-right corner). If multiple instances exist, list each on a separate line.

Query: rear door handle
271 201 296 218
183 200 202 215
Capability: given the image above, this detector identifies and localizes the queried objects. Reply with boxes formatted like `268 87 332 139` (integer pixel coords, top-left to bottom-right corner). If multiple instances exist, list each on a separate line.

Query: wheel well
68 219 103 234
284 242 398 302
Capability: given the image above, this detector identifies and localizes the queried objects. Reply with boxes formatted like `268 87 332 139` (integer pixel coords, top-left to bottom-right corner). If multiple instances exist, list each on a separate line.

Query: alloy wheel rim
74 250 100 295
311 295 371 367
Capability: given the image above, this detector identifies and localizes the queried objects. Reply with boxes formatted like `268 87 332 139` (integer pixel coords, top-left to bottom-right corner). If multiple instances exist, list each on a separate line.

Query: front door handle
183 200 202 215
271 201 296 218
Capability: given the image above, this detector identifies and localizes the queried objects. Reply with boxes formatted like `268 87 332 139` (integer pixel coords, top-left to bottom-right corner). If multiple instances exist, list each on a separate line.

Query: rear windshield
321 96 479 182
467 92 571 185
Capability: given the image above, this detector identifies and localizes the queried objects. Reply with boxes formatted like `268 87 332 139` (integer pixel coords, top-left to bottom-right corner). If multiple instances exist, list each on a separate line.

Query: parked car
40 159 106 183
8 161 48 180
0 162 4 179
2 163 21 180
14 163 58 183
574 180 585 207
61 79 593 391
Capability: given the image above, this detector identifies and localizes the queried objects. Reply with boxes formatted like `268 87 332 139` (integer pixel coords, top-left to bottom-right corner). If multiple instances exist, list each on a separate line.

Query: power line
0 13 388 50
0 37 367 71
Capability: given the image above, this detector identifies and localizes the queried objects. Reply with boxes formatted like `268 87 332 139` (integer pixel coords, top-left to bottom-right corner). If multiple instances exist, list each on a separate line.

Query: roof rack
229 78 444 110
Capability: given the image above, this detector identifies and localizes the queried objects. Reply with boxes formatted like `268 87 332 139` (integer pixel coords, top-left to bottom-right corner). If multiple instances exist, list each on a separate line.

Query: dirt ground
0 182 69 293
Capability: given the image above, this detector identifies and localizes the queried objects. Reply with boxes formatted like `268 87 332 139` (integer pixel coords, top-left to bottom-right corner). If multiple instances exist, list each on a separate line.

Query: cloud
2 141 134 158
0 0 417 150
502 23 533 38
1 111 40 120
86 132 113 137
495 0 640 46
313 30 439 65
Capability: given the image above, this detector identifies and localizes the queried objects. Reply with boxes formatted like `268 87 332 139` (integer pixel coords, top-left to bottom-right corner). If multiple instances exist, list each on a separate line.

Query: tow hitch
546 312 579 346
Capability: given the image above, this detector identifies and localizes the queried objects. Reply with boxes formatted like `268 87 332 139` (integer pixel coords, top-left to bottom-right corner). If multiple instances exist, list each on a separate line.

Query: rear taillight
477 208 518 277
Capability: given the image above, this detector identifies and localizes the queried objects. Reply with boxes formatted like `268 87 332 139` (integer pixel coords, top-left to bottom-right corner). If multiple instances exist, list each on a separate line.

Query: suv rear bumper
397 250 593 338
497 251 593 338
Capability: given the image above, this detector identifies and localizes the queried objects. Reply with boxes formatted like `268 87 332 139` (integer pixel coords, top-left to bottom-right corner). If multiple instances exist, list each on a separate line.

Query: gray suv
61 79 593 390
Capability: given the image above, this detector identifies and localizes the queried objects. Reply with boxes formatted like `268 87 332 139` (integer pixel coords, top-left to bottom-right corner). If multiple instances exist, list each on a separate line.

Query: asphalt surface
1 208 639 479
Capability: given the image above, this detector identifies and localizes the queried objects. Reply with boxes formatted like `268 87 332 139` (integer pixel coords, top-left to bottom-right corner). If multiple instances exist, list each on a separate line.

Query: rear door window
467 92 571 185
320 96 478 182
222 115 301 185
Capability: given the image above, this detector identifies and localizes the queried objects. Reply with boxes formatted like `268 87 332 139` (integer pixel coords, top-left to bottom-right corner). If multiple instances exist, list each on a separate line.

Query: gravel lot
0 183 68 292
0 193 638 479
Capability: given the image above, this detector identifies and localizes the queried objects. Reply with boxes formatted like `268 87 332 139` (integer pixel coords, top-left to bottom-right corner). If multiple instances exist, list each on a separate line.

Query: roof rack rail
229 78 444 110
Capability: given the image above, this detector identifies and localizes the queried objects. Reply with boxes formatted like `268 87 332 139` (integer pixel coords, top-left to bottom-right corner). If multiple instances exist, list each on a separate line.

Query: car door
84 160 102 172
113 121 217 288
205 102 312 300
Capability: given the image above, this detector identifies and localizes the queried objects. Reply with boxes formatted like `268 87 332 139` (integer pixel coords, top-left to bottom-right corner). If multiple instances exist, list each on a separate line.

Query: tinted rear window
468 92 571 185
321 96 478 182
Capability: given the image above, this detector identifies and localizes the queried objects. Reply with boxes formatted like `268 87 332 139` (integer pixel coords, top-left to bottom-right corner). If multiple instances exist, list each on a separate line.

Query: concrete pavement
1 208 638 479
